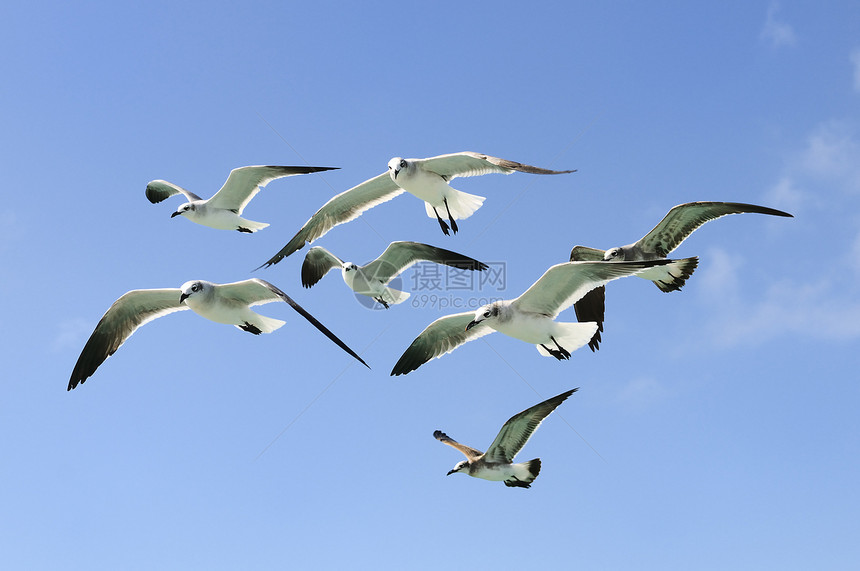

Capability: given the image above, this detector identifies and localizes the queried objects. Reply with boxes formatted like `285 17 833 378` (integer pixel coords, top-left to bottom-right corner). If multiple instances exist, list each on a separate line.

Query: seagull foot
374 297 390 309
237 227 253 233
432 207 451 235
239 322 263 335
443 198 459 234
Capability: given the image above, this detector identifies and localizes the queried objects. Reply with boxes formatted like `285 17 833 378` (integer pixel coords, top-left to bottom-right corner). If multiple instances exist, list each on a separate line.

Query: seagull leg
432 207 451 236
374 296 390 309
237 227 253 233
550 336 571 359
443 198 458 234
239 322 263 335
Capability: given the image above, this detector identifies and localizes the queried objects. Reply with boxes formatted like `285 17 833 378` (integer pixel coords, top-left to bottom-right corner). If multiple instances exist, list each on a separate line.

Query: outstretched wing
145 180 202 204
484 388 578 464
418 151 575 180
259 172 404 267
637 201 793 258
362 241 488 284
301 246 345 288
513 260 672 318
69 289 188 390
433 430 484 461
208 165 337 214
390 312 493 376
569 246 609 351
223 279 369 369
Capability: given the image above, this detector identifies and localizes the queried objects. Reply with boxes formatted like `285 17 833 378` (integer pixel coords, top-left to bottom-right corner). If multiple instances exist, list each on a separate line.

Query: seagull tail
236 218 269 233
424 189 485 220
535 322 599 357
238 313 285 334
505 459 541 488
382 286 410 306
648 256 699 293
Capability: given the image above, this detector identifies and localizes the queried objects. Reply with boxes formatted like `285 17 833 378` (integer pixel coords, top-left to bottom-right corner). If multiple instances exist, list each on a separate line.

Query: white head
341 262 359 274
179 280 211 305
447 460 469 476
387 157 409 181
171 202 196 219
465 302 502 331
603 246 627 261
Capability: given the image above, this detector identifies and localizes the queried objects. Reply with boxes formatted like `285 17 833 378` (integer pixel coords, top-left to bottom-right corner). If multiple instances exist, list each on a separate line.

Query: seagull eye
483 310 491 318
400 159 407 168
191 284 199 292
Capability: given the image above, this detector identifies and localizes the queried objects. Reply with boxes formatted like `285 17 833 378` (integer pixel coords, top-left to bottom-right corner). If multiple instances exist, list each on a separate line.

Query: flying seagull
259 152 575 267
68 278 368 390
569 201 794 351
146 165 338 232
434 388 578 488
301 241 489 308
391 259 673 375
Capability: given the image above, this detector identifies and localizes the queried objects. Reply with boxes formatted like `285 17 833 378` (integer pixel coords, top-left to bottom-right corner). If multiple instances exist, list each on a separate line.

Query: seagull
390 259 673 375
569 201 794 350
300 241 489 308
146 165 338 232
68 278 368 390
259 152 575 267
434 388 577 488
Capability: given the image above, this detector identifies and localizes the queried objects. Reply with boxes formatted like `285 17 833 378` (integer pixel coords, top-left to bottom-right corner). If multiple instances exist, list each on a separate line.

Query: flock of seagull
68 151 793 488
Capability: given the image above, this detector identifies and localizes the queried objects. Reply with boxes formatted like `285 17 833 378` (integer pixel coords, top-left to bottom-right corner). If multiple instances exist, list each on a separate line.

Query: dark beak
393 168 399 179
446 469 456 476
171 211 181 218
179 293 189 304
465 320 479 331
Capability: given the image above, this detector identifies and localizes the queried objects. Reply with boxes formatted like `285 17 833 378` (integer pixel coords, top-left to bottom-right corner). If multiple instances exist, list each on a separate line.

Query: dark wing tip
433 430 446 440
144 183 168 204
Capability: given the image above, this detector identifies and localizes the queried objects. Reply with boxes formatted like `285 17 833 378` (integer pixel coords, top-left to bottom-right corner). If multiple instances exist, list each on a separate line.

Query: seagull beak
171 211 181 218
179 293 189 304
465 320 479 331
392 168 400 179
446 469 456 476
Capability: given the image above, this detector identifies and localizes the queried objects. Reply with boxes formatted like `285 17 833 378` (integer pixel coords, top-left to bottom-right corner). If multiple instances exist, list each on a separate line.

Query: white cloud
761 1 796 48
799 122 860 192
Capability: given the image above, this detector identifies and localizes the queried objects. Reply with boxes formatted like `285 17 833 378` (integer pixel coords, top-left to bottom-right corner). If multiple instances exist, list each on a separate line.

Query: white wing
636 201 793 257
260 172 404 267
362 241 488 284
69 289 188 390
513 260 672 318
417 151 575 180
301 247 345 288
483 388 577 464
390 312 494 376
208 165 337 214
145 180 202 204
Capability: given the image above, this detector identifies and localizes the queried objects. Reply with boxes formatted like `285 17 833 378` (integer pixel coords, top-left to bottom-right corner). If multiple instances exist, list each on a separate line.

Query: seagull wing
636 201 794 257
301 246 345 288
219 279 369 368
207 165 338 214
417 151 576 180
259 172 404 267
513 260 672 318
569 246 609 351
433 430 484 461
390 312 493 376
145 180 203 204
68 289 188 390
362 241 488 284
483 388 578 464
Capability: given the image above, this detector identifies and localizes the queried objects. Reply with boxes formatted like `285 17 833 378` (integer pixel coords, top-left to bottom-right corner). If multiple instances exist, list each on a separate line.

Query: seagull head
603 247 626 261
387 157 408 181
447 460 469 476
466 302 501 331
341 262 359 274
171 203 195 219
179 280 207 304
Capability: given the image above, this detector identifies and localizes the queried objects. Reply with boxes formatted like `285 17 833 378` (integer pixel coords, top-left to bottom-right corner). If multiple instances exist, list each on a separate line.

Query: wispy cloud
761 1 796 48
799 121 860 194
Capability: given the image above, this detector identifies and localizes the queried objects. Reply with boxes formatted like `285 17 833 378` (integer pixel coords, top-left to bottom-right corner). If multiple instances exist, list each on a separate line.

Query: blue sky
2 1 859 569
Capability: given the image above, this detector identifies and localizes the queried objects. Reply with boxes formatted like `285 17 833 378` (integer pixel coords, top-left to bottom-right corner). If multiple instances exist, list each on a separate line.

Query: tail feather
423 189 486 220
381 287 410 306
504 459 541 488
650 256 699 292
236 312 285 334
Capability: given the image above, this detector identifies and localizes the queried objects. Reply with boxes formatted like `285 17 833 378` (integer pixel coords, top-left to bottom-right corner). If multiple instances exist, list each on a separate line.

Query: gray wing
362 241 488 284
68 289 188 390
636 201 794 257
433 430 484 461
569 246 609 351
221 279 369 368
258 172 404 267
418 151 576 180
145 180 203 204
390 312 493 376
513 260 672 318
208 165 338 214
484 388 578 464
301 247 345 288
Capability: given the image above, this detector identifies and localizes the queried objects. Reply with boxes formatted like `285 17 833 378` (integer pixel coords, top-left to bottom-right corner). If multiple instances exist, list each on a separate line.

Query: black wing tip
433 430 447 440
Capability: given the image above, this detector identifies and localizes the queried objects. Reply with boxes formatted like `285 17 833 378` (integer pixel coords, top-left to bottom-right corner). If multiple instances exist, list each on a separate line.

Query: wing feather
301 247 345 288
390 312 493 376
433 430 484 460
145 180 202 204
363 241 488 284
208 165 337 214
483 388 578 464
68 289 187 390
418 151 575 180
